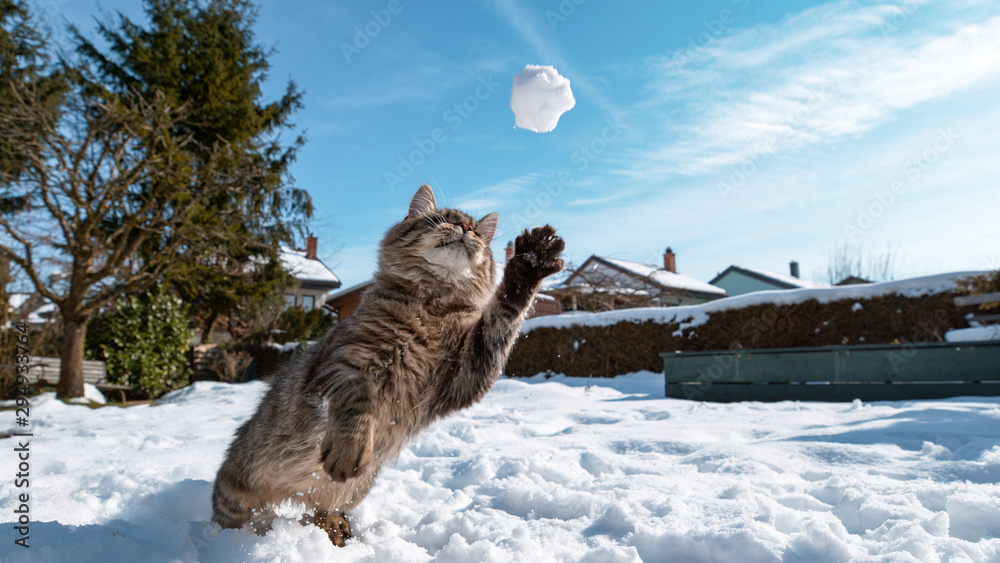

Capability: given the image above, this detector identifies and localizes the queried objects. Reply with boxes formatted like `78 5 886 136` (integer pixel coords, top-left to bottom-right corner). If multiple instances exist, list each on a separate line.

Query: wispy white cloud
452 172 544 214
326 55 512 110
624 0 1000 179
567 194 629 206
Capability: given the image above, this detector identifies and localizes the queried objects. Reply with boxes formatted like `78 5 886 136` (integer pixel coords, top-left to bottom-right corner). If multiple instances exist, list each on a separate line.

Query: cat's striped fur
212 184 564 546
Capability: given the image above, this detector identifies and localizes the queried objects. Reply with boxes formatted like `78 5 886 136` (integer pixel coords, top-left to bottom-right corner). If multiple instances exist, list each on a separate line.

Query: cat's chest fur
308 299 475 430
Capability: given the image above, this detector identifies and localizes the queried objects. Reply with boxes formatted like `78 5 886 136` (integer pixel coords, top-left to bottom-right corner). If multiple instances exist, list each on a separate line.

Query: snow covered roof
711 265 830 289
7 293 31 311
279 247 341 285
523 270 984 334
26 301 56 325
585 257 727 296
4 294 56 326
326 279 374 302
539 268 572 292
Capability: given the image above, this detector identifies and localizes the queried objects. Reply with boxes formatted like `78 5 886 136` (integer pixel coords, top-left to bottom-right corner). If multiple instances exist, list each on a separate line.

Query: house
4 292 57 330
280 236 342 311
709 262 830 296
835 275 872 286
198 236 341 344
323 279 372 321
547 248 728 312
325 242 562 321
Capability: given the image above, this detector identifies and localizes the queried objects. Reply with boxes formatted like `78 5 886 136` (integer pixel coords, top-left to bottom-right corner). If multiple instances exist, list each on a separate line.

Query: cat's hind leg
212 476 255 530
212 467 275 535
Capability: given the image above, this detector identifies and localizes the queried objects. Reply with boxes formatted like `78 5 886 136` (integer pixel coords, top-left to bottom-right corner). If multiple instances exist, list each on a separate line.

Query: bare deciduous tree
0 80 231 398
559 261 658 312
217 348 254 383
819 242 902 285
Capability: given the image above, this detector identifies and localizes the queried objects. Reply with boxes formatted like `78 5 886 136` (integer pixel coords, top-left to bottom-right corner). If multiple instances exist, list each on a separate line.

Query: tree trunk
56 318 87 399
201 312 219 344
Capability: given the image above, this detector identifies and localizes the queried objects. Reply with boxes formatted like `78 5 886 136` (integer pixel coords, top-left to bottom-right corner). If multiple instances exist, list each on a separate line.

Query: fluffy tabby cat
212 184 564 546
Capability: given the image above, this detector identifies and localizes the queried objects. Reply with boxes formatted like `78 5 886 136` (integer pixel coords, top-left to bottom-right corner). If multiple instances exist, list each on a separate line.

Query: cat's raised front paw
513 225 565 280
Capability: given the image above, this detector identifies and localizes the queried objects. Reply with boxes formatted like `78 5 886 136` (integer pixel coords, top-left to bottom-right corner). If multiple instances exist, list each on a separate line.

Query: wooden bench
24 356 130 402
661 341 1000 402
954 291 1000 324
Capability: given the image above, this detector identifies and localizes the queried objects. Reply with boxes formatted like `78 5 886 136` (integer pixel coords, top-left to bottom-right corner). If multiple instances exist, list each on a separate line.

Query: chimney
789 260 800 279
306 235 318 260
663 247 676 273
505 241 514 262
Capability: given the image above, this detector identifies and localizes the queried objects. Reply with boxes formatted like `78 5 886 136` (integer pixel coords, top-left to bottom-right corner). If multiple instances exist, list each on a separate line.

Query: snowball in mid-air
510 65 575 133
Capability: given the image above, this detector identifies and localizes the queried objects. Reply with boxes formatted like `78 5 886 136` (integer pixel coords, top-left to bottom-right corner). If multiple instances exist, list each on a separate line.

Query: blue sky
32 0 1000 288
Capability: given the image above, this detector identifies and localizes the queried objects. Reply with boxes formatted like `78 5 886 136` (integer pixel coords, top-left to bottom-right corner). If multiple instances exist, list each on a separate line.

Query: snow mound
67 384 106 405
510 65 575 133
946 325 1000 342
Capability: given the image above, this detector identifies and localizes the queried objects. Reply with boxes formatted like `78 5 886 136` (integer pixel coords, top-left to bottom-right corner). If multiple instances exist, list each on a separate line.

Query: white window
302 295 315 310
284 294 296 308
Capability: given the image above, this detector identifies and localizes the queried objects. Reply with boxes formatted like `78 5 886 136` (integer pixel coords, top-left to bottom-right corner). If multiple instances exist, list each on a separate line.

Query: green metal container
661 341 1000 402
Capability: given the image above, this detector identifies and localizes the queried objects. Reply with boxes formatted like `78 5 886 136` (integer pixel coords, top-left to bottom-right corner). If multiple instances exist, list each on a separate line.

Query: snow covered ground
3 372 1000 562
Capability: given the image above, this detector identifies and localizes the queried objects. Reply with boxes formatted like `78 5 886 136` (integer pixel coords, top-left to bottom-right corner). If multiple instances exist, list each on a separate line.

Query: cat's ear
477 213 498 246
407 184 437 219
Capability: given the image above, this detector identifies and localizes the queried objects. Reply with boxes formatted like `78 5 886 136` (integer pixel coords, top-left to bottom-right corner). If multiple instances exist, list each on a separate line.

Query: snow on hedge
524 271 984 335
2 373 999 561
947 325 1000 342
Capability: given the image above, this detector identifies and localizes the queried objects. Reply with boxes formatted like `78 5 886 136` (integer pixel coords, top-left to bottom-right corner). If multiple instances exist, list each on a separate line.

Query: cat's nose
458 222 472 232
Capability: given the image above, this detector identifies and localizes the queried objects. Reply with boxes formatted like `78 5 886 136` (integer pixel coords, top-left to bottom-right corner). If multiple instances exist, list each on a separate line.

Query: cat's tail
211 466 258 530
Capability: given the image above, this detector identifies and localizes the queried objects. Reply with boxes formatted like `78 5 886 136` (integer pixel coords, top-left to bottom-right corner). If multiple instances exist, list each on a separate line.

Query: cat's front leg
320 376 376 482
500 224 565 311
431 226 564 418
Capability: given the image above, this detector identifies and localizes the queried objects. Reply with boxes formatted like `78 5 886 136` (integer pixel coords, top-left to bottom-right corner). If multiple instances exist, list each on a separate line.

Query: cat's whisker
423 213 449 230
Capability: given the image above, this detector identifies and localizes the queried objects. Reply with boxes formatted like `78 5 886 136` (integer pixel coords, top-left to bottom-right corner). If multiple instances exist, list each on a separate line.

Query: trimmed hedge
504 292 970 377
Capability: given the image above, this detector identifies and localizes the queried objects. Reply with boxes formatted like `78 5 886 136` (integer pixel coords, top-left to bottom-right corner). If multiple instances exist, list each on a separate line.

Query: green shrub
86 288 196 398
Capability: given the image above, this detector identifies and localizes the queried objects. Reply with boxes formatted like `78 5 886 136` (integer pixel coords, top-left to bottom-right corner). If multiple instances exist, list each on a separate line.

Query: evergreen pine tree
72 0 313 341
0 0 66 195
